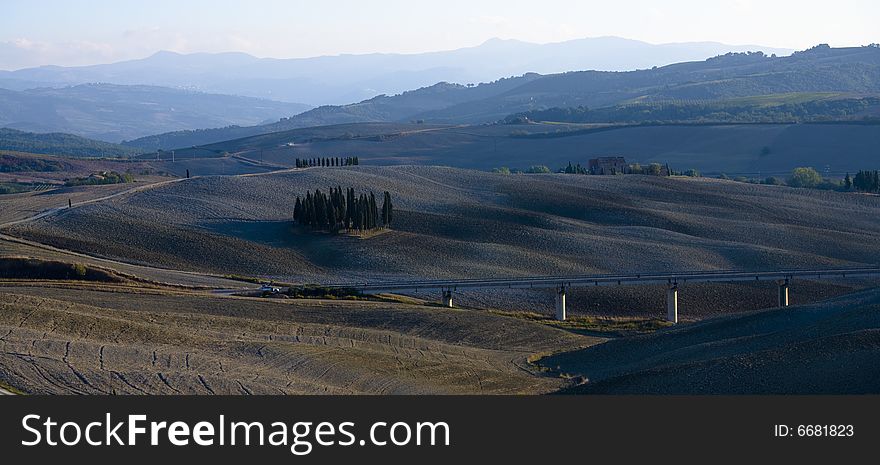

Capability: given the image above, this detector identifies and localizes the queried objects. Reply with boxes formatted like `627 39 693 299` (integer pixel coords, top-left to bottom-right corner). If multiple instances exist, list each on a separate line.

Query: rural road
0 176 187 230
0 172 273 290
0 151 302 230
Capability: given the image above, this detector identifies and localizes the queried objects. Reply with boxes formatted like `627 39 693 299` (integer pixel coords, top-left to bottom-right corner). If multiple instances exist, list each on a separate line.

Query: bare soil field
544 288 880 394
0 283 596 394
6 165 878 318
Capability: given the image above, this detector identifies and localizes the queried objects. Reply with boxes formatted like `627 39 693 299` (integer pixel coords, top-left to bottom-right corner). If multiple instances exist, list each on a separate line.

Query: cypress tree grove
853 170 880 192
294 188 389 233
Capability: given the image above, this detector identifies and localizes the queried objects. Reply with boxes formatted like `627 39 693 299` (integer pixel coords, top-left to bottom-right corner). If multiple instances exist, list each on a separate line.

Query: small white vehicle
259 283 281 294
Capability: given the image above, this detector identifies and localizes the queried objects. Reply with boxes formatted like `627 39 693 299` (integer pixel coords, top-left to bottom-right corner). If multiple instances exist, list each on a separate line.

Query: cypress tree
293 197 302 223
381 191 393 227
305 192 315 226
369 192 377 229
328 198 337 230
359 194 367 230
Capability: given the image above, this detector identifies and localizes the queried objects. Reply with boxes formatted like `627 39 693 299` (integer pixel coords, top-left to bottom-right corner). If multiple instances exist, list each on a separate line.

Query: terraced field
0 284 595 394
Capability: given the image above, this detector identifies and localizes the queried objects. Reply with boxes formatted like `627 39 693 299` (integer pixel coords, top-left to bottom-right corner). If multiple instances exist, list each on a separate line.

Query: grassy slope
545 287 880 394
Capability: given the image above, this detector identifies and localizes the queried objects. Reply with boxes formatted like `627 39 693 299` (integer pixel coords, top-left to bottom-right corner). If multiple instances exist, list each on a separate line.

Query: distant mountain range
0 37 793 106
123 45 880 151
0 84 311 142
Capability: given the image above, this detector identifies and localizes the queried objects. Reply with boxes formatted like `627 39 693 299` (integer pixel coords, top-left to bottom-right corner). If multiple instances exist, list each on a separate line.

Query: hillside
0 84 310 142
123 45 880 150
419 45 880 123
0 284 593 394
507 93 880 124
152 121 880 175
122 77 540 151
0 128 142 158
6 166 879 318
545 287 880 394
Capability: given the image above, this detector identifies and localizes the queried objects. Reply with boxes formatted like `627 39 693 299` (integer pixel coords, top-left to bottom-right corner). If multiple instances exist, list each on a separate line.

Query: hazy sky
1 0 877 69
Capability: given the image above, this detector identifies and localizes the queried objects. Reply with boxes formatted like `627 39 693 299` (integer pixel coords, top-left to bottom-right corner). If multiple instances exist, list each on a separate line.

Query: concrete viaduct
324 267 880 323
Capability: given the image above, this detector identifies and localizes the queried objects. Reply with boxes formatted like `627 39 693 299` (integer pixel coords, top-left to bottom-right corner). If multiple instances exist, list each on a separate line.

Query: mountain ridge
0 36 793 105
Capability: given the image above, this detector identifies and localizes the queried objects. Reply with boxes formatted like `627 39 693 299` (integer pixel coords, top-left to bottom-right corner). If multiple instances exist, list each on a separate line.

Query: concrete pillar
442 289 454 308
777 279 790 307
555 286 567 321
667 284 678 324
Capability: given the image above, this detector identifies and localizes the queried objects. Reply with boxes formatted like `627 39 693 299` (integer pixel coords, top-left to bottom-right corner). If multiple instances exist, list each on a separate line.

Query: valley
2 44 880 396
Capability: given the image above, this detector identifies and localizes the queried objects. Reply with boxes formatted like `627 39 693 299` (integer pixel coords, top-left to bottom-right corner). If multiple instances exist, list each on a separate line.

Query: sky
1 0 877 70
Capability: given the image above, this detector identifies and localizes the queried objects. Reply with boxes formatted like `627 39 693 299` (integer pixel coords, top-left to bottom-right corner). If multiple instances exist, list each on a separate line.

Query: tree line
718 167 880 193
845 170 880 192
504 97 880 126
295 156 359 168
65 171 134 187
293 187 393 232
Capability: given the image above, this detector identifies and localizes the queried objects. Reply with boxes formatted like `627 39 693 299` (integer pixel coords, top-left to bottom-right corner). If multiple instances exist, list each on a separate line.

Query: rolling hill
146 121 880 175
0 128 143 158
544 288 880 394
6 166 878 318
123 45 880 151
417 45 880 123
0 84 311 142
507 93 880 125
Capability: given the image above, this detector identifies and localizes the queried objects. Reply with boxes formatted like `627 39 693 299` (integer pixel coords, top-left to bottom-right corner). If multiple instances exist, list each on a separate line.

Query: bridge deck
324 267 880 292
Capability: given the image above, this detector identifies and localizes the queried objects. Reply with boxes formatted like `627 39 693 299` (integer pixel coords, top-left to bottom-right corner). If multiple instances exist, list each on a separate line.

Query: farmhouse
588 157 628 175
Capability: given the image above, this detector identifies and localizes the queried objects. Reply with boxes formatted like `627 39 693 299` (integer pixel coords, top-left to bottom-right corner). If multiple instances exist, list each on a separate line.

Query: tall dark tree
368 192 377 230
293 197 302 223
381 191 393 227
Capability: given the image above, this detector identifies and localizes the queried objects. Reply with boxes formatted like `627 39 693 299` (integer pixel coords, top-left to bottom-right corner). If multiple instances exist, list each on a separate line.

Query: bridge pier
667 283 678 324
777 279 790 307
442 289 454 308
555 286 567 321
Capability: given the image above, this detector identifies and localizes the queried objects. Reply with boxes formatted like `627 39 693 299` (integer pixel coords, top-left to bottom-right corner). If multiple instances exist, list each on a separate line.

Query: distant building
588 157 628 175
